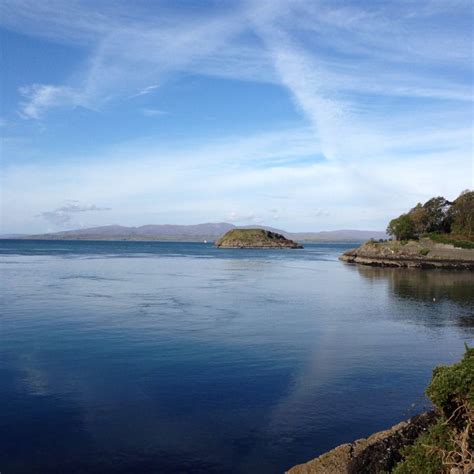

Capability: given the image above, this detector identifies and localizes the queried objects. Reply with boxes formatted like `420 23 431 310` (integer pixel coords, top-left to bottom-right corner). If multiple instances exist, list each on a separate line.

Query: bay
1 240 473 473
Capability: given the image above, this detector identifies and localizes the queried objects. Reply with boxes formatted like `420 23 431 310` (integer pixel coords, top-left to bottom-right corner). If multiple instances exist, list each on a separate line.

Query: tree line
387 190 474 241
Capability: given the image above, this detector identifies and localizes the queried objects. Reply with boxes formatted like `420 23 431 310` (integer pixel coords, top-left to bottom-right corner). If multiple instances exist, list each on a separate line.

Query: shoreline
339 238 474 270
340 253 474 270
286 411 438 474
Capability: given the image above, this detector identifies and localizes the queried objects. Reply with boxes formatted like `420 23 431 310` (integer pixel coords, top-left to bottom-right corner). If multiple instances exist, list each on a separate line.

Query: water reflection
355 266 474 305
355 266 474 329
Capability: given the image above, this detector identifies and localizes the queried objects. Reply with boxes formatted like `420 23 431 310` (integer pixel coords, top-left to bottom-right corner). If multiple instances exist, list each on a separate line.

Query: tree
421 196 451 233
387 214 416 240
448 190 474 238
386 191 473 242
407 197 451 236
407 203 428 236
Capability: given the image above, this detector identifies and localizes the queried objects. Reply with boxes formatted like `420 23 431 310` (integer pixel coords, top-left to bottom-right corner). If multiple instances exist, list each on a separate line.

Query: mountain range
1 223 387 242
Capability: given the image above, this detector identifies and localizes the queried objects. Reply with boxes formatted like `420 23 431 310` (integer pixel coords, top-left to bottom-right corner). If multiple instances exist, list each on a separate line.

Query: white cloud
18 84 83 119
2 125 472 233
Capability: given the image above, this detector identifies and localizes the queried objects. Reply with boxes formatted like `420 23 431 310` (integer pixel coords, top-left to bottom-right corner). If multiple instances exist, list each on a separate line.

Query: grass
217 229 282 244
215 228 301 248
427 233 474 249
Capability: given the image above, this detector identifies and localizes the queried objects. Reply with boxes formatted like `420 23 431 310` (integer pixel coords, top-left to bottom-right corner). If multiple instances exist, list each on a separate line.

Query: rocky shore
340 238 474 269
287 411 438 474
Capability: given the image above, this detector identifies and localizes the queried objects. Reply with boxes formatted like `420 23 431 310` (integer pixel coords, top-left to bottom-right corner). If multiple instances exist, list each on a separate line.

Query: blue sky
0 0 472 233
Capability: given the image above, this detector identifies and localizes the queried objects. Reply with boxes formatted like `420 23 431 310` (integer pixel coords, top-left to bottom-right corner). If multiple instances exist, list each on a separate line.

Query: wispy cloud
250 1 473 161
227 211 263 224
312 209 330 218
132 84 160 98
37 200 111 227
6 0 470 171
57 201 111 213
6 1 253 117
18 84 83 119
141 108 167 117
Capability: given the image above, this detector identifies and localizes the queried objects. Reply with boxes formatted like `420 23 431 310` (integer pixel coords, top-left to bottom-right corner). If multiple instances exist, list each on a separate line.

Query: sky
0 0 473 233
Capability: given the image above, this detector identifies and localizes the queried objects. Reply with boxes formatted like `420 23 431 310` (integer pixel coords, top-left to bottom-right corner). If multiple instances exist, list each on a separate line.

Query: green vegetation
419 248 430 256
215 228 302 248
427 233 474 250
218 229 274 245
394 347 474 473
449 191 474 239
387 214 416 241
387 190 474 242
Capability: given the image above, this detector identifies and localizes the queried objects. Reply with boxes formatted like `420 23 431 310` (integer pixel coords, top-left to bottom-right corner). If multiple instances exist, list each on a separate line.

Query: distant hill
4 223 387 242
20 223 235 242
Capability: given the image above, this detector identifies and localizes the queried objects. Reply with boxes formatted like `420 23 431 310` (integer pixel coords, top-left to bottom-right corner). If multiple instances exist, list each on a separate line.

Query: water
1 240 473 473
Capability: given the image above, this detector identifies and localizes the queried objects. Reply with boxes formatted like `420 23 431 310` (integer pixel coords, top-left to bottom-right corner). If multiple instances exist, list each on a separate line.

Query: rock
215 229 303 249
286 411 438 474
339 238 474 270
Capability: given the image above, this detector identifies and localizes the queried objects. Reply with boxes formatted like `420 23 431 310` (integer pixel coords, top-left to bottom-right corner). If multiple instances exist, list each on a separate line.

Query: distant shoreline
0 236 368 244
0 223 387 244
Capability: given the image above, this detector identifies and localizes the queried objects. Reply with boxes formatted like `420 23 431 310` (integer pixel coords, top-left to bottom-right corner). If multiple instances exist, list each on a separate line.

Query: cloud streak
132 84 159 98
140 108 167 117
3 0 469 203
5 0 471 120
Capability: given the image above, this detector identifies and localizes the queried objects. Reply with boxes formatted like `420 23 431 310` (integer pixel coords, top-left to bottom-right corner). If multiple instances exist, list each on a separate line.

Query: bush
394 347 474 473
393 421 451 474
427 346 474 423
427 233 474 249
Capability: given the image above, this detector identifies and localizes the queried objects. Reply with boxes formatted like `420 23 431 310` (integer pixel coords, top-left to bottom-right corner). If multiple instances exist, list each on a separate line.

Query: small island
340 190 474 269
215 229 303 249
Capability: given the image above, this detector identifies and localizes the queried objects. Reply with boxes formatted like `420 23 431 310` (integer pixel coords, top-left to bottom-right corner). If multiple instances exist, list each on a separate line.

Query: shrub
426 346 473 422
393 421 450 474
394 347 474 473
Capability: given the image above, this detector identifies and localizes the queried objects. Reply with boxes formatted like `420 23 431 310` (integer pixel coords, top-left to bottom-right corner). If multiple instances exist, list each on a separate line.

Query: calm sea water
1 240 473 473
